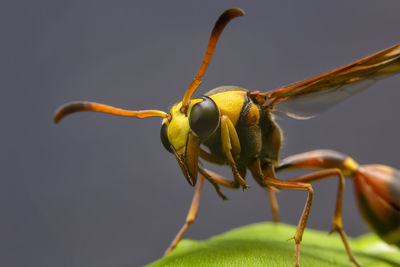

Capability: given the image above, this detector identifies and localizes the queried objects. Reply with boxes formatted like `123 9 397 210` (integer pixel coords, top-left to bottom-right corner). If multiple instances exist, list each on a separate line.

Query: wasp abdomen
354 165 400 247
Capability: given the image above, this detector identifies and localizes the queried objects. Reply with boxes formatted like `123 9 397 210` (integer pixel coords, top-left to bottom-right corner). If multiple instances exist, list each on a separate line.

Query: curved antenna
54 101 169 123
181 8 245 112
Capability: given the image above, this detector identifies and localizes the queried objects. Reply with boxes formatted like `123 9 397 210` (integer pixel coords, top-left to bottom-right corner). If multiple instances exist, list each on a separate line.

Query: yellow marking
343 157 359 174
220 116 232 153
220 115 247 188
209 90 246 125
167 99 203 155
225 115 241 155
247 104 260 125
168 91 245 155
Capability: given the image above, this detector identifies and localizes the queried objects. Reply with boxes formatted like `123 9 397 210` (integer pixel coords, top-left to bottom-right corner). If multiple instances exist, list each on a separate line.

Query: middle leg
250 159 314 267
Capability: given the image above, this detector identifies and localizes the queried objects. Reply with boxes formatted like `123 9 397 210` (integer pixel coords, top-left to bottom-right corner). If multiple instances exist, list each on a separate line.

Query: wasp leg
276 149 361 266
267 186 280 222
200 168 230 200
200 167 239 189
250 160 314 267
199 167 240 200
165 175 205 256
288 169 360 267
199 147 225 165
260 164 280 222
200 167 280 224
220 115 248 189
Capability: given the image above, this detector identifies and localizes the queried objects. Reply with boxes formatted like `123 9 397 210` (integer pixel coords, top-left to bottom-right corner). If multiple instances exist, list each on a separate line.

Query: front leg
165 175 205 255
199 167 240 200
220 115 248 189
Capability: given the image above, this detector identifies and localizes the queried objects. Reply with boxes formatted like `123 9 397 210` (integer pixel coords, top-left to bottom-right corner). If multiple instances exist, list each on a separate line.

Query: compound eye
189 96 220 139
160 123 173 153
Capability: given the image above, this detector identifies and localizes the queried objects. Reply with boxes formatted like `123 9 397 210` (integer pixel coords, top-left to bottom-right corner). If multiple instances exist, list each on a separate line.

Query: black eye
160 123 173 153
189 96 220 139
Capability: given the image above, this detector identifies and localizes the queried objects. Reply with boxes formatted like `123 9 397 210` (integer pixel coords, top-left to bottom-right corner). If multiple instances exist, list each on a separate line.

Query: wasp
54 8 400 267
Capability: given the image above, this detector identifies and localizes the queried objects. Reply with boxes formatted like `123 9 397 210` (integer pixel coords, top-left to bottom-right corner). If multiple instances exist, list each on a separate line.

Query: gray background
2 1 400 266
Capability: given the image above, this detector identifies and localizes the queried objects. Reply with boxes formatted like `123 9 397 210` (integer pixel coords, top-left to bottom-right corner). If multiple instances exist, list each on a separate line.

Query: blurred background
2 0 400 266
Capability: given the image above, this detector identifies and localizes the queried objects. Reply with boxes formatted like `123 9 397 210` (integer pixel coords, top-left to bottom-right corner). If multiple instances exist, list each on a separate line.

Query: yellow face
160 97 221 186
159 99 201 186
163 100 201 155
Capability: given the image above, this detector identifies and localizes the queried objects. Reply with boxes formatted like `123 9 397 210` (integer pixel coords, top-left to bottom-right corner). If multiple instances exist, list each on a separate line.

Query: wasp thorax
189 96 220 139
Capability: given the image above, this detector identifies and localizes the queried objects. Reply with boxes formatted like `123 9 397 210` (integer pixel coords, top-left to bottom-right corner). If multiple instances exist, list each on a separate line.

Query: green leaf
148 222 400 267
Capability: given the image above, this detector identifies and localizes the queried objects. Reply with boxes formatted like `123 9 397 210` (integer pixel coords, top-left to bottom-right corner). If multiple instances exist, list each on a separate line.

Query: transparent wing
258 44 400 119
275 79 376 119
